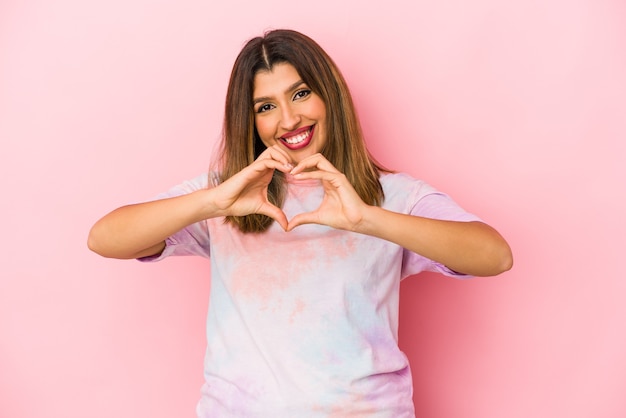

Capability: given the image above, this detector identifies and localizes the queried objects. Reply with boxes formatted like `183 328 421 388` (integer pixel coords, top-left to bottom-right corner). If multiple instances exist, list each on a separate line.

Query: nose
279 104 301 131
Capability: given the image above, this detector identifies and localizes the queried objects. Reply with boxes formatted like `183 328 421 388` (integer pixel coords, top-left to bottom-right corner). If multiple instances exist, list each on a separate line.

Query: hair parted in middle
215 29 386 233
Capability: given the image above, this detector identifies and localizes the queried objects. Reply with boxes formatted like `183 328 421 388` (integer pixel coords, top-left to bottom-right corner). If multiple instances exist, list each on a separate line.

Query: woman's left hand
286 153 368 232
287 154 513 276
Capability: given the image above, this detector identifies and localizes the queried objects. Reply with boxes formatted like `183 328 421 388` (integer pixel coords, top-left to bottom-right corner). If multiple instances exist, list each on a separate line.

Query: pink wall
1 0 625 417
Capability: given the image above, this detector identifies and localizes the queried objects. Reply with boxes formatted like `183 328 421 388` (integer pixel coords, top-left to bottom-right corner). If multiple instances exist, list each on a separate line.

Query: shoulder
379 172 438 199
155 173 211 199
379 171 462 215
379 172 479 221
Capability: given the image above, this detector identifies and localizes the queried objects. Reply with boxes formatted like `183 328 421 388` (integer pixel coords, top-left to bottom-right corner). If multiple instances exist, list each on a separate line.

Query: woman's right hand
88 146 293 259
212 145 293 230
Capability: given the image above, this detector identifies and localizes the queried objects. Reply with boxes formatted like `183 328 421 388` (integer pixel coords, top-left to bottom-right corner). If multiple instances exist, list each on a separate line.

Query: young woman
88 29 512 417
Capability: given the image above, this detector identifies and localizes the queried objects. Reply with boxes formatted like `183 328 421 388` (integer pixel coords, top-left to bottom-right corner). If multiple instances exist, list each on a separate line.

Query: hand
213 146 293 230
287 153 369 231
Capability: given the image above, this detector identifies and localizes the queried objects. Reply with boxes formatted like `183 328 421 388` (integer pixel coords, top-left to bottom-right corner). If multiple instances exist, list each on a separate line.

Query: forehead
253 62 303 96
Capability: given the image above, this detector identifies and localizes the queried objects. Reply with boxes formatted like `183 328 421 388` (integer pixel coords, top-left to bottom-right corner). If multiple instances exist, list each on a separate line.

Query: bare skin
88 146 293 259
287 153 512 276
88 146 512 276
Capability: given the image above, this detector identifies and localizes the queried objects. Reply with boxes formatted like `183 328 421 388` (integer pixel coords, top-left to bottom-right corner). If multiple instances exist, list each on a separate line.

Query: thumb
259 204 289 231
287 211 319 231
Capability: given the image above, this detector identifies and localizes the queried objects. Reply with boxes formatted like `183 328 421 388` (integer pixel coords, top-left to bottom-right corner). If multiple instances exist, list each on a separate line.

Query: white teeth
283 129 310 144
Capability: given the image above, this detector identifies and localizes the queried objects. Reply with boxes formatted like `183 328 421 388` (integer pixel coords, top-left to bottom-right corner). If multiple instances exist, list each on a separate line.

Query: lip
279 125 315 150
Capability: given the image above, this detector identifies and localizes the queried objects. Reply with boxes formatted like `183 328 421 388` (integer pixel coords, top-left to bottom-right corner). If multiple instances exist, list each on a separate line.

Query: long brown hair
215 29 386 233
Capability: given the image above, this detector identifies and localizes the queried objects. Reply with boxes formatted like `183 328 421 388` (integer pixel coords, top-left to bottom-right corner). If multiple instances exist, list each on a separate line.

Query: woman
88 29 512 417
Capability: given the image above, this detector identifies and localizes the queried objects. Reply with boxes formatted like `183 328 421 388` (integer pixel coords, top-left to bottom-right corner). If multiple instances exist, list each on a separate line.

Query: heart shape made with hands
269 170 366 233
227 147 367 232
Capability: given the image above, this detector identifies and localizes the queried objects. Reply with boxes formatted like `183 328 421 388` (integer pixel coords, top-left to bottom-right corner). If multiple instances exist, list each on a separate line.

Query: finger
247 157 294 176
224 159 288 196
259 204 289 231
269 145 292 161
292 170 363 207
290 153 340 175
291 169 348 187
257 146 288 163
258 145 294 169
287 211 320 231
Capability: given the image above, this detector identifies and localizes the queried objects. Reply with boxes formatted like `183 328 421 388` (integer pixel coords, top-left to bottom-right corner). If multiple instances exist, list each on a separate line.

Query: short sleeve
400 186 481 279
138 174 212 262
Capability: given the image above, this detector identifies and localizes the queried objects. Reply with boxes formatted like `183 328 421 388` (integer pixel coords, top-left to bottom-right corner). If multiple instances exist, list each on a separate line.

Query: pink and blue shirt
143 172 479 417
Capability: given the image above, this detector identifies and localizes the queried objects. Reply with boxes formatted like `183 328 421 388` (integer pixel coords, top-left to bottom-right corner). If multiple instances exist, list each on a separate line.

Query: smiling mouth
280 125 315 150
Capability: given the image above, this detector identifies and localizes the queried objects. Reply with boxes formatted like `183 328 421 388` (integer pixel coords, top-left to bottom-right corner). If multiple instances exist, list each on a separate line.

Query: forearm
356 206 513 277
87 188 220 259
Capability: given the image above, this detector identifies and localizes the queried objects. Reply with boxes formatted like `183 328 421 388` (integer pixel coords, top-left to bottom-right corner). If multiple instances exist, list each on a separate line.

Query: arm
287 154 513 277
88 146 294 259
88 189 220 259
357 209 512 276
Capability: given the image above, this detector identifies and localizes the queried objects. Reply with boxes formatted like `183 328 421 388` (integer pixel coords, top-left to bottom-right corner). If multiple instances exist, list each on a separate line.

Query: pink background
1 0 625 417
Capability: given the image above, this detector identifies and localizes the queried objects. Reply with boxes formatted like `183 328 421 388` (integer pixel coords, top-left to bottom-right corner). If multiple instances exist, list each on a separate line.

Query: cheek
254 119 272 144
312 99 327 128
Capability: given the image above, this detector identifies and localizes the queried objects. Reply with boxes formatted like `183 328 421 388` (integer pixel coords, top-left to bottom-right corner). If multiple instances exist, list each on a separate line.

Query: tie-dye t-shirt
142 171 479 417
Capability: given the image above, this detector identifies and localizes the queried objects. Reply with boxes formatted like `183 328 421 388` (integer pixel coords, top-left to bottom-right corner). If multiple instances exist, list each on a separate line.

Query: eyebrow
252 80 306 105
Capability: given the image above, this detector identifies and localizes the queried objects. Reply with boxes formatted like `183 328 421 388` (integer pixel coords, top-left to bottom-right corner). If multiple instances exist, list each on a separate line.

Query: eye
255 103 274 114
293 89 311 100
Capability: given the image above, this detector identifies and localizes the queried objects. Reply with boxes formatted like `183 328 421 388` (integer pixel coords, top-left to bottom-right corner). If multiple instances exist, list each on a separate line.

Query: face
252 62 327 163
